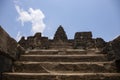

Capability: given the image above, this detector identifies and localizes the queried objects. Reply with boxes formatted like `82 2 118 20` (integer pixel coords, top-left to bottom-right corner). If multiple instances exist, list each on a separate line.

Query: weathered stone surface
40 37 49 49
110 36 120 71
54 25 68 42
34 32 41 38
0 53 13 72
19 33 49 49
19 26 107 50
18 37 26 49
0 26 17 73
14 62 116 73
3 49 120 80
16 44 25 59
101 36 120 72
33 33 42 49
102 36 120 60
74 32 92 39
2 25 120 80
0 26 17 59
0 24 120 80
111 36 120 60
3 73 120 80
74 32 95 49
95 38 106 49
0 26 25 74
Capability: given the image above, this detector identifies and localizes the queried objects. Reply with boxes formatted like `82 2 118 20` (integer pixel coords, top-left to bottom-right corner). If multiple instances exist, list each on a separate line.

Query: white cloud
15 5 46 34
16 31 22 41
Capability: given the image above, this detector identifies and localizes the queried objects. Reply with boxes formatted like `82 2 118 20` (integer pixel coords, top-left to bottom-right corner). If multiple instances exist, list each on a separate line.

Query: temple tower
54 25 68 42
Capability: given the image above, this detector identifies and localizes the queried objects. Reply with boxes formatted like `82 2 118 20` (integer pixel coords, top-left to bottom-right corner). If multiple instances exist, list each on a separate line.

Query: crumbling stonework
74 32 92 39
19 33 49 49
102 36 120 61
95 38 106 49
0 26 17 58
102 36 120 72
18 37 26 49
0 26 17 73
0 26 24 74
111 36 120 60
74 32 94 49
19 26 106 50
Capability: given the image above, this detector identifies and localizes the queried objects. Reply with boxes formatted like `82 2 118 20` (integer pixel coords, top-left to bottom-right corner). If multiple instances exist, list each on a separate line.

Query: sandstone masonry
18 25 106 50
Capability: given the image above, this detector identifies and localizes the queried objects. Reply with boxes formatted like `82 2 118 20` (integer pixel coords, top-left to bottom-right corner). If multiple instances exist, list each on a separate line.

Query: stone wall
111 36 120 72
101 36 120 72
0 26 17 58
0 26 24 73
0 52 13 72
0 26 26 80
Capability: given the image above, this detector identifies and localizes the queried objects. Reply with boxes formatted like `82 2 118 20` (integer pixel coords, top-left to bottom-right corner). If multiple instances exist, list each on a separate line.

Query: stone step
26 49 100 55
14 61 117 73
26 49 87 55
3 72 120 80
49 46 73 49
20 54 108 62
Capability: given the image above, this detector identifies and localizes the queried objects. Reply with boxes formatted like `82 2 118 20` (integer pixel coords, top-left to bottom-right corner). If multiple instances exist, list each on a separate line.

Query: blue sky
0 0 120 41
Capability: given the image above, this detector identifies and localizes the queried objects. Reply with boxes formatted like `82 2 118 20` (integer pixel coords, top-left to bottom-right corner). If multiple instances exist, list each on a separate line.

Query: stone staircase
2 49 120 80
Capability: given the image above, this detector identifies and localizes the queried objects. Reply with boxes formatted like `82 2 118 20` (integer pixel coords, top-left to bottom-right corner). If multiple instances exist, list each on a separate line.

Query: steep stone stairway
3 49 120 80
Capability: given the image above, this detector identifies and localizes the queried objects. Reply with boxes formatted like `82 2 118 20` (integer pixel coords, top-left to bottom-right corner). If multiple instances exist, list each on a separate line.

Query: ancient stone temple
0 25 120 80
18 25 106 50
